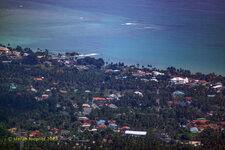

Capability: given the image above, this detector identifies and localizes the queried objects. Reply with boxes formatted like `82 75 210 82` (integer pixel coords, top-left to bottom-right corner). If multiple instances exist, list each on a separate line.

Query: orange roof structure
196 125 209 130
29 130 40 137
93 97 106 101
196 125 220 130
145 73 152 75
192 120 209 124
34 78 43 81
0 47 9 51
60 90 68 94
98 124 107 128
121 126 131 130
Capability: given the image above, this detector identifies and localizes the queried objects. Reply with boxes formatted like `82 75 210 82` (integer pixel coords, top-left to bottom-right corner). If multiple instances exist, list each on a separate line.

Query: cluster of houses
88 96 121 109
78 118 118 132
170 76 208 85
131 70 165 82
0 46 23 62
186 118 223 133
168 91 192 106
75 117 147 136
170 76 223 102
170 76 207 85
170 75 224 91
0 46 90 71
8 117 147 140
8 128 147 143
71 96 121 116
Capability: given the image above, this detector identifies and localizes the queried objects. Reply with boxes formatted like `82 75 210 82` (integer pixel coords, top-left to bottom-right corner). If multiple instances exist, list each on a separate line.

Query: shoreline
0 42 224 76
38 48 225 76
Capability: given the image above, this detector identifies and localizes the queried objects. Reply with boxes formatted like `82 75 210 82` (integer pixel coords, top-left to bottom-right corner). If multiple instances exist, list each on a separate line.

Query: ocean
0 0 225 75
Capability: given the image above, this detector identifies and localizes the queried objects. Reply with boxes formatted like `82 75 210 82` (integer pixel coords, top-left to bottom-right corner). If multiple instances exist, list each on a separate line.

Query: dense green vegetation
0 44 225 149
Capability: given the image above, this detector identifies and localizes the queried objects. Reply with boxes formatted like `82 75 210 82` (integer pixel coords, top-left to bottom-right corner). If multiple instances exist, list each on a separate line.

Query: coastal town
0 45 225 149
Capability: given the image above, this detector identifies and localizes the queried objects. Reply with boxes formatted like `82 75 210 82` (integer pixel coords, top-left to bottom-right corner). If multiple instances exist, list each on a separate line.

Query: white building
125 130 147 136
151 77 158 82
108 103 118 109
170 76 189 84
152 71 165 76
82 104 90 108
212 84 222 90
31 87 37 93
134 91 143 97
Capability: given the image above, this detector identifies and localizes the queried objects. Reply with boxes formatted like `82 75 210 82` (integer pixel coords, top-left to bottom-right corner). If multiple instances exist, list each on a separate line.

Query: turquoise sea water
0 0 225 75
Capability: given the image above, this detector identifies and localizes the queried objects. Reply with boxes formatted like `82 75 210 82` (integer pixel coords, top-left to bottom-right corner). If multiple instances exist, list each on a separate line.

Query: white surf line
121 22 137 26
78 53 100 57
61 53 100 58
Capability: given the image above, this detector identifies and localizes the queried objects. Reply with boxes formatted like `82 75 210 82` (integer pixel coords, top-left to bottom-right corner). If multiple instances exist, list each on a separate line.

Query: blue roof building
179 102 186 105
173 91 185 95
97 120 105 125
190 127 199 133
208 95 215 98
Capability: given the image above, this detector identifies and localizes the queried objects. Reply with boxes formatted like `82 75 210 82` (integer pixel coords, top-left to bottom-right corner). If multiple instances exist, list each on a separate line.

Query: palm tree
44 49 49 55
137 63 140 68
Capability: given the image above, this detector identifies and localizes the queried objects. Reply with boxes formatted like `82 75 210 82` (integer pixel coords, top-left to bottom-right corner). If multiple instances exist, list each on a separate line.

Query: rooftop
125 130 147 136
